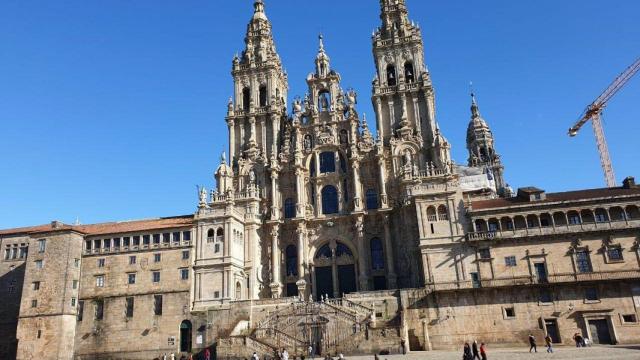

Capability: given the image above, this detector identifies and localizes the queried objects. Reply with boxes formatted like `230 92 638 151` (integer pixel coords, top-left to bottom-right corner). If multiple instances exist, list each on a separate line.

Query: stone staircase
218 298 376 358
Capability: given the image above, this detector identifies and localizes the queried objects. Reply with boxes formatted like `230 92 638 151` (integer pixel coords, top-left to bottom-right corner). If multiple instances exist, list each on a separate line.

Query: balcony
427 269 640 292
467 219 640 242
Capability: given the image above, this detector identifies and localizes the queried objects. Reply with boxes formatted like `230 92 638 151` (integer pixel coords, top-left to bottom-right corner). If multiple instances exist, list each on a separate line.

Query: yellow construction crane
569 57 640 188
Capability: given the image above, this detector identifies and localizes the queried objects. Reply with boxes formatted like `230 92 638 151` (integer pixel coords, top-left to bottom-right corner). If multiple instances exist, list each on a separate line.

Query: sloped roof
472 187 640 211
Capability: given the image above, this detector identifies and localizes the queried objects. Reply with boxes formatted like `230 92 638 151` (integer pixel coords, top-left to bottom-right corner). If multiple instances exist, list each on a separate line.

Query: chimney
51 221 63 229
622 176 636 189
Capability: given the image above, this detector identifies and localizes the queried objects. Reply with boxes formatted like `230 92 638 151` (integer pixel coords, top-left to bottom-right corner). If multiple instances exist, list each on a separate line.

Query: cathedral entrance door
338 265 357 295
315 267 333 300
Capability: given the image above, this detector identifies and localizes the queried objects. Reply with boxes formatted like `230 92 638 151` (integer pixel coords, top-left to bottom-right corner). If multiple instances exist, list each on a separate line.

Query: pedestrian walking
479 343 487 360
308 345 314 359
400 339 407 355
528 334 537 353
463 342 473 360
204 348 211 360
472 340 480 360
252 352 260 360
545 334 553 353
170 353 176 360
282 349 289 360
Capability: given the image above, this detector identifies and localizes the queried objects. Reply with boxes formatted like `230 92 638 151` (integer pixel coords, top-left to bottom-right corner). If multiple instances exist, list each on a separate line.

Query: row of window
481 247 624 272
4 244 28 261
96 268 189 288
96 250 190 268
77 294 164 321
85 231 192 251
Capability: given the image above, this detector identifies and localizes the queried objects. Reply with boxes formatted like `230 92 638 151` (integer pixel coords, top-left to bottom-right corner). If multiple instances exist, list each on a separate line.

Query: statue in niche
304 135 312 151
339 130 348 145
249 169 256 184
403 149 412 167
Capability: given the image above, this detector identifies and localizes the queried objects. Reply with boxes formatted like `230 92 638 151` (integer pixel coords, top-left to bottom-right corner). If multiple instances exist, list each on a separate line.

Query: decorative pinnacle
318 34 325 52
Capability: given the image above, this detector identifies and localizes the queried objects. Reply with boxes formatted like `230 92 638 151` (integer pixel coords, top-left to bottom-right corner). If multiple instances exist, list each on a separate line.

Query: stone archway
313 241 357 300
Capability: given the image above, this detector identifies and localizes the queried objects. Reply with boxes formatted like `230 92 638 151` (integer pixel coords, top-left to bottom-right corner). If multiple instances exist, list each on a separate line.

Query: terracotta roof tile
472 186 640 211
0 215 194 237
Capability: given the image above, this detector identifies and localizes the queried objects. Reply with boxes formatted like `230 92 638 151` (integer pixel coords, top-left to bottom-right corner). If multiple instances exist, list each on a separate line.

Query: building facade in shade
1 1 640 359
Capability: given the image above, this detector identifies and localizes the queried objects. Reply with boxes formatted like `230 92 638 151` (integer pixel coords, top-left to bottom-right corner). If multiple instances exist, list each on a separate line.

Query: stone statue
403 149 412 166
249 169 256 184
304 135 312 151
199 186 207 206
339 130 348 145
320 94 329 111
293 98 302 114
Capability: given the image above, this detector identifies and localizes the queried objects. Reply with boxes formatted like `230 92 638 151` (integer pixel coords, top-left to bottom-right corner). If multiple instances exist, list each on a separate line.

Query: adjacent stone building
1 1 639 359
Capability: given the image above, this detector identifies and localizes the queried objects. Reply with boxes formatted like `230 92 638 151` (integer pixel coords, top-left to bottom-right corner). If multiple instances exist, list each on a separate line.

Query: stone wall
0 234 28 358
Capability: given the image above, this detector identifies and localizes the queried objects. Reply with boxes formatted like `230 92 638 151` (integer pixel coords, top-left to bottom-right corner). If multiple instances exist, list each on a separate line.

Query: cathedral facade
2 1 640 359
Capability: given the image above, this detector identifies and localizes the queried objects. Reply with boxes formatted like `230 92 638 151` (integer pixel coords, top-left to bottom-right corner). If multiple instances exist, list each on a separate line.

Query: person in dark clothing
472 340 480 360
479 343 487 360
463 343 473 360
528 334 537 353
400 339 406 355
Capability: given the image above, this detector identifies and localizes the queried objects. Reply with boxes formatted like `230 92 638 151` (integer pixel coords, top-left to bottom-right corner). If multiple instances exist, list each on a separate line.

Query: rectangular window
113 238 121 248
595 214 607 222
569 215 581 225
622 314 638 323
585 287 599 301
33 281 40 291
103 239 110 249
4 248 9 260
73 280 78 289
31 299 37 308
77 301 84 321
154 253 161 263
152 271 161 283
97 258 105 267
576 250 593 273
181 268 189 280
38 239 46 253
153 234 160 244
173 232 181 242
214 291 220 299
133 236 140 246
95 300 104 320
143 235 150 245
128 273 136 284
123 237 131 247
183 231 191 241
125 297 134 318
479 248 491 259
505 256 517 267
35 260 43 269
153 295 163 315
71 297 76 307
37 330 42 339
504 307 516 318
214 244 220 253
129 256 136 265
162 233 170 243
94 239 101 249
19 246 28 259
607 247 623 261
182 250 190 260
96 275 105 288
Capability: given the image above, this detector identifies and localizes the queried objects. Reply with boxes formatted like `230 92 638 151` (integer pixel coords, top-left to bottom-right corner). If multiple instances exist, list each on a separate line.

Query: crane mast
568 57 640 188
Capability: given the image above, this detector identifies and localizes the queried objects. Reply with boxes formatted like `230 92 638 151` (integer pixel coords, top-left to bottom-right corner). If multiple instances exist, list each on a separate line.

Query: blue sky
1 1 638 228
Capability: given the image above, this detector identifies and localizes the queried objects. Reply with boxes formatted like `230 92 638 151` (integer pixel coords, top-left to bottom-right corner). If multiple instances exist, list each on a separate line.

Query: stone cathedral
2 1 640 359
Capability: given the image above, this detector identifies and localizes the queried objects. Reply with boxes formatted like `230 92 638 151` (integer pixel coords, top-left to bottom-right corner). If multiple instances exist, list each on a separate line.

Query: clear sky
1 1 639 229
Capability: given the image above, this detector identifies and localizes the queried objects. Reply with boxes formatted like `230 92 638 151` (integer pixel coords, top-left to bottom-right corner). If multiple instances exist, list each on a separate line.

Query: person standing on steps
528 334 537 353
472 340 480 360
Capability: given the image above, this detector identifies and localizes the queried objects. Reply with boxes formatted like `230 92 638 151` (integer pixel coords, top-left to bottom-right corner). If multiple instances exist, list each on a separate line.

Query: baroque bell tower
226 0 288 166
371 0 450 170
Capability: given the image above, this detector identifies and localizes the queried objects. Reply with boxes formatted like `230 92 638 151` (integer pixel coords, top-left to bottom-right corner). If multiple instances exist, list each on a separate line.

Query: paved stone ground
343 346 640 360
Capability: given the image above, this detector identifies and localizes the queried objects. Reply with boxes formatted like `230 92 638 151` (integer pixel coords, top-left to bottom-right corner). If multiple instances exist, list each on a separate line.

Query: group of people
462 340 487 360
573 333 591 347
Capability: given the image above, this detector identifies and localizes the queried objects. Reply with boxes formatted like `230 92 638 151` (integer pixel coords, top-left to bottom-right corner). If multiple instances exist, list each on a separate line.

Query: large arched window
215 228 224 254
370 238 384 270
284 198 296 219
286 245 298 277
321 186 339 215
315 244 332 259
387 64 397 86
437 205 448 221
242 87 251 111
404 62 415 83
320 152 336 173
259 85 267 107
366 189 379 210
336 243 353 257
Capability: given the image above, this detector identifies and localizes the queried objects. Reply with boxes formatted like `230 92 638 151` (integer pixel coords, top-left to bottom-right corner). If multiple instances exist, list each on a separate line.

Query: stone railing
84 240 191 256
466 219 640 242
548 269 640 283
253 328 307 351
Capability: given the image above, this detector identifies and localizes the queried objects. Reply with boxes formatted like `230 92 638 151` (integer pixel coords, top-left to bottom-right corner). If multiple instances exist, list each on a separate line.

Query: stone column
352 159 363 211
249 224 261 299
412 96 421 137
375 98 384 140
296 223 307 297
422 319 432 351
295 169 305 217
270 170 279 220
383 216 397 288
331 246 339 298
228 119 235 164
270 224 281 298
355 216 369 291
387 99 395 129
378 157 388 208
249 116 257 145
